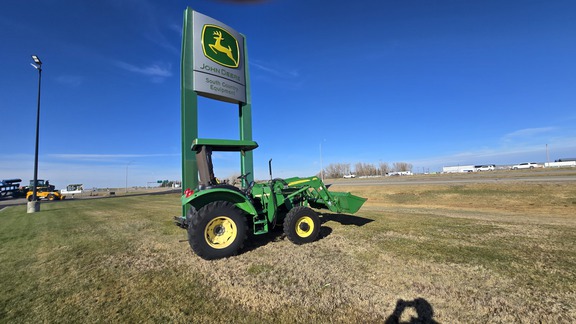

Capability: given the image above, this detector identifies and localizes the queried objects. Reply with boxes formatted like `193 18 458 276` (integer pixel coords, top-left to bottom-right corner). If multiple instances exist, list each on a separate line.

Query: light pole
125 161 133 193
28 55 42 213
320 142 324 181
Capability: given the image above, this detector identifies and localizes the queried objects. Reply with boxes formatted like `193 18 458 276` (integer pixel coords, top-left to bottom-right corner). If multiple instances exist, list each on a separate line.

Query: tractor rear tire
187 201 247 260
283 206 320 245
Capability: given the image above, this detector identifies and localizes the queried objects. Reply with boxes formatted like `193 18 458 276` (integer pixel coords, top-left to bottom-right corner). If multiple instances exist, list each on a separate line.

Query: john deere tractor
175 138 366 260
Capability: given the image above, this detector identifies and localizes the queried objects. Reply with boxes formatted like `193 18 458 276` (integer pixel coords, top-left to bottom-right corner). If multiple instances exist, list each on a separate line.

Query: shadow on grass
241 225 336 255
320 213 374 226
241 226 284 253
384 298 439 324
240 227 336 256
240 213 370 254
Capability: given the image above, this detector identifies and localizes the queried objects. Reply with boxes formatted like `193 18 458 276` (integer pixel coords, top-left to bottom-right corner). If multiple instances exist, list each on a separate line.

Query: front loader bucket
330 191 367 214
284 176 367 214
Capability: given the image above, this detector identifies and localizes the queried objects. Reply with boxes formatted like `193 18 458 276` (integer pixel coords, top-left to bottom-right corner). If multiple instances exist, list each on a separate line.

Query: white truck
60 184 84 197
387 171 413 176
511 163 542 170
474 164 495 171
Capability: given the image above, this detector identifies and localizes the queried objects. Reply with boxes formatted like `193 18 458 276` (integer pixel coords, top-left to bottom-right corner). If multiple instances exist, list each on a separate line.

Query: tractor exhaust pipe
268 158 273 181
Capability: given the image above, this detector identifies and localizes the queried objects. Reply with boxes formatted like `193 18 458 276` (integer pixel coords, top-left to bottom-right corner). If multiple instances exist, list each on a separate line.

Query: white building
545 161 576 168
442 165 475 173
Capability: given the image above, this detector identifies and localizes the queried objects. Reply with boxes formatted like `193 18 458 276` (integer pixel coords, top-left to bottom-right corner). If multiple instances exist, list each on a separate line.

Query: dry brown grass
334 182 576 221
183 181 576 322
1 180 575 323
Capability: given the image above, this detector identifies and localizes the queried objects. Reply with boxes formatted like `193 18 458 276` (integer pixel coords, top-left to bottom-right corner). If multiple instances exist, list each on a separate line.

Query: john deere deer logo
202 25 240 68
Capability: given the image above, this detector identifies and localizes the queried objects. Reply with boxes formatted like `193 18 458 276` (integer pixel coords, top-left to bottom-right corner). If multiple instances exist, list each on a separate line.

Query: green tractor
175 138 367 260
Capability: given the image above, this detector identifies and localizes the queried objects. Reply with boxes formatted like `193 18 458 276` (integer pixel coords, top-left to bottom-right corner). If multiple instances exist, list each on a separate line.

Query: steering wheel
237 172 254 194
237 172 251 181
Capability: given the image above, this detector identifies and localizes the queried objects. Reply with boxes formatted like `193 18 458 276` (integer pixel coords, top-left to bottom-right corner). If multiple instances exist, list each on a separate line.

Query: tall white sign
192 11 246 103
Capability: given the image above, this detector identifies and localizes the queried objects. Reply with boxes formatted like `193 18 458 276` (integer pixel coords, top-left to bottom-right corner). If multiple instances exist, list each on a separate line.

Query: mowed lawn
1 182 575 323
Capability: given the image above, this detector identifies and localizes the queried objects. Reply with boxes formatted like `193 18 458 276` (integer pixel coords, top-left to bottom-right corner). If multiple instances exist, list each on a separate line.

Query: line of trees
321 162 413 178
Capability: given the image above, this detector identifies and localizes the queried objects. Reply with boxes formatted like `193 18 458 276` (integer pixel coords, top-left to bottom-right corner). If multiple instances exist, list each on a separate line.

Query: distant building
556 158 576 162
442 165 475 173
546 161 576 168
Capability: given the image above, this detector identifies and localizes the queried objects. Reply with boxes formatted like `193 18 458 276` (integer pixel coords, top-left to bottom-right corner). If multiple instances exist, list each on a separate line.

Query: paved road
0 189 180 211
329 169 576 186
0 197 53 210
3 170 574 210
331 176 576 186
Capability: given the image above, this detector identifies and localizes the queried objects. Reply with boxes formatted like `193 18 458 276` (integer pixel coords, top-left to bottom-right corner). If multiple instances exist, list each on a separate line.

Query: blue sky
1 0 575 188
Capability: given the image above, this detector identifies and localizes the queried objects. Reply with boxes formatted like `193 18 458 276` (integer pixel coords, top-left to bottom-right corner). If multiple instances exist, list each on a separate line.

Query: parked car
511 162 541 170
343 174 356 179
475 165 495 171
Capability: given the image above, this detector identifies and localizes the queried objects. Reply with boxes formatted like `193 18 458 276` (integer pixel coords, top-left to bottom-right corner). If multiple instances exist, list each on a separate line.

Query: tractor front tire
187 201 247 260
283 206 320 245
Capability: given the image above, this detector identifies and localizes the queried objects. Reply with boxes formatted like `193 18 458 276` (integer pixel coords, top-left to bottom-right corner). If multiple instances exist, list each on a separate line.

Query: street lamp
320 139 326 181
320 142 323 181
28 55 42 213
125 161 133 193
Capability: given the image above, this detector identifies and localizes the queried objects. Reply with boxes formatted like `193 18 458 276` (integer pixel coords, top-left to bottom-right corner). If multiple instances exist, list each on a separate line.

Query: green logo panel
201 25 240 68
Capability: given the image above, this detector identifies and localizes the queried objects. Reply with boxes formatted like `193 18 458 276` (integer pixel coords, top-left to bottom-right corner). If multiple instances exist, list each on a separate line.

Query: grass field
1 181 575 323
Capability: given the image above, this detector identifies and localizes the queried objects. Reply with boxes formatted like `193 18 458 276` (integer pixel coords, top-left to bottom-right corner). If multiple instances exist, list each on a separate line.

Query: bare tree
393 162 413 172
322 161 412 178
378 162 390 176
324 163 350 178
354 163 364 176
355 162 378 177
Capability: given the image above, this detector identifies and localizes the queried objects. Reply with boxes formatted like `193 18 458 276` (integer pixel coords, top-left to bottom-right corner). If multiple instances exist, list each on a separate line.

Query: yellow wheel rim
205 216 237 249
295 216 314 238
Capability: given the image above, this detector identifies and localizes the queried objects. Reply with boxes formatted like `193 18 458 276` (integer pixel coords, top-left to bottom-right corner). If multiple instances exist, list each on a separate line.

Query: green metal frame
180 7 254 216
191 138 258 152
239 35 254 188
181 8 197 217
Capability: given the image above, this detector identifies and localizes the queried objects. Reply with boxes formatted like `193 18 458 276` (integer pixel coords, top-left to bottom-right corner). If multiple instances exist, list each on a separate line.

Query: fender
181 188 257 216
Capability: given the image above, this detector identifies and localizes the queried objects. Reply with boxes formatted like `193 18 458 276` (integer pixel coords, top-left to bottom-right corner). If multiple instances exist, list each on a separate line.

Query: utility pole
28 55 43 213
320 142 323 181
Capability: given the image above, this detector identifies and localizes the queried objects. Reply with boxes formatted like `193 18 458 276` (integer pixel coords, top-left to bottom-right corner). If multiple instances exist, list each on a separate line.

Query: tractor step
252 217 268 235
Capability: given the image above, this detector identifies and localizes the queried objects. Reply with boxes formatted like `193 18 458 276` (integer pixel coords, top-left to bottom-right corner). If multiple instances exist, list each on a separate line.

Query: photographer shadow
385 298 439 324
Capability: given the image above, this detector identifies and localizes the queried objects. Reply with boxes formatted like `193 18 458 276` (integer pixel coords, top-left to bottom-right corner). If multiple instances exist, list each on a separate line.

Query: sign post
181 8 198 217
180 8 253 215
